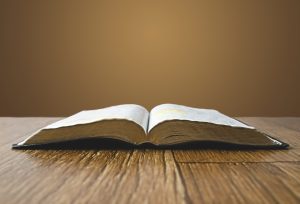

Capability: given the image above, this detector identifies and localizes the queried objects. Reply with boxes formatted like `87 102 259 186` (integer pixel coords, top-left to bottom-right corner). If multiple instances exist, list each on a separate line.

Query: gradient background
1 0 299 116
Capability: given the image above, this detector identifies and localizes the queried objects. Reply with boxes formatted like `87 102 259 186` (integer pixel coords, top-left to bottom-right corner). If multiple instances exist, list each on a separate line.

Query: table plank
0 149 188 203
0 117 299 204
178 162 300 203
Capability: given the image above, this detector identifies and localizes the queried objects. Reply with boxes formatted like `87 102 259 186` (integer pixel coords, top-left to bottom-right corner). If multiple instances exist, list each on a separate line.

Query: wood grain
0 117 299 204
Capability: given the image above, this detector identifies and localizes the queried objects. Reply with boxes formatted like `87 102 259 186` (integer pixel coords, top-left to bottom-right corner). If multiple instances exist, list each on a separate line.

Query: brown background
1 0 299 117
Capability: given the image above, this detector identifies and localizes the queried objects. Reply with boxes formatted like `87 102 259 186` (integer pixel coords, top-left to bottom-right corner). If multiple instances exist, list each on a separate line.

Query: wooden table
0 117 299 203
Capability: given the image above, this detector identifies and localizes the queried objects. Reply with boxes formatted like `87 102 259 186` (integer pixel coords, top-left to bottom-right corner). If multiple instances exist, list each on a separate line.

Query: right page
148 104 253 131
148 104 287 147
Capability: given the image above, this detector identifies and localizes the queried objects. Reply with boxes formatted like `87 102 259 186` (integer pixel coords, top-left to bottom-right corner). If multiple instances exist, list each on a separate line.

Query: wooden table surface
0 117 299 204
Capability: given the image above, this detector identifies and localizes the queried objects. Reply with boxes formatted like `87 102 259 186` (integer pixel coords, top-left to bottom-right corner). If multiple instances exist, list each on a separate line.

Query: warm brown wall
1 0 299 116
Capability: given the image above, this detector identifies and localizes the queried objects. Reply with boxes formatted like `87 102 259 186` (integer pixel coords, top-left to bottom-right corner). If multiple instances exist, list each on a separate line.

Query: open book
13 104 288 148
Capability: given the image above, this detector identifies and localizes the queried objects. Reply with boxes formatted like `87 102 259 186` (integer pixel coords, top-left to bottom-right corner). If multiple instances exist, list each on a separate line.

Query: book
12 104 288 148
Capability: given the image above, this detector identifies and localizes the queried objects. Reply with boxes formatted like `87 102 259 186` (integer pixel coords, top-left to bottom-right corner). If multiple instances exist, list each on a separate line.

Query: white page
148 104 254 131
45 104 149 132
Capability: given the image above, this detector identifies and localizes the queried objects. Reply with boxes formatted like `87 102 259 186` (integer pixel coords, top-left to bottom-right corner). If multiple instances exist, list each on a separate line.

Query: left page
44 104 149 132
15 104 149 147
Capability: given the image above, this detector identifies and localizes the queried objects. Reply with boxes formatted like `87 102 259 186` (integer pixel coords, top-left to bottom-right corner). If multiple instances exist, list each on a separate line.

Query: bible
12 104 288 148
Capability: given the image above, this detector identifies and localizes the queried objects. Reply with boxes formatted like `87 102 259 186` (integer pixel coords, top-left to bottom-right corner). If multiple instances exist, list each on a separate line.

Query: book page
45 104 149 133
148 104 254 131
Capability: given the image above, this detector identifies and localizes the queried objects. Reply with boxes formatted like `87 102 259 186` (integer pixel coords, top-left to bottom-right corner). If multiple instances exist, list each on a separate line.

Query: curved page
148 104 253 131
